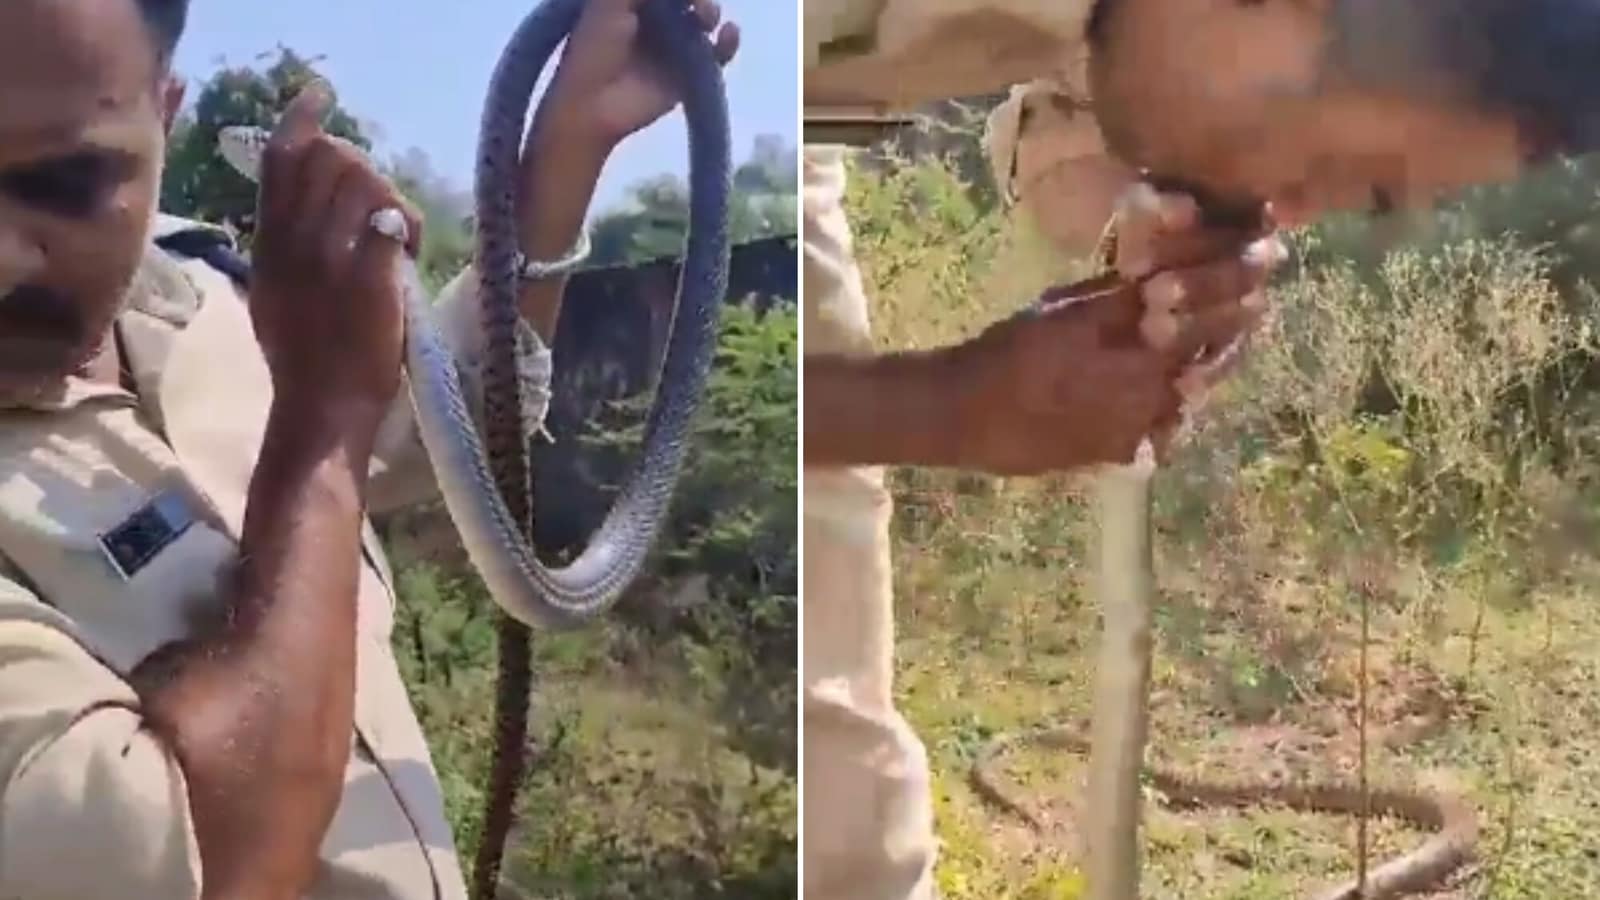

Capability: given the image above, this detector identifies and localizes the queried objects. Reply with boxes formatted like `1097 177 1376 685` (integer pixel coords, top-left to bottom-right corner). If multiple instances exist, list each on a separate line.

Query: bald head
133 0 191 68
1087 0 1600 223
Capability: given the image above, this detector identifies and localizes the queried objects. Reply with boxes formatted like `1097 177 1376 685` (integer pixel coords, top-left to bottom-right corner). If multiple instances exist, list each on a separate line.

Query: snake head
216 125 272 182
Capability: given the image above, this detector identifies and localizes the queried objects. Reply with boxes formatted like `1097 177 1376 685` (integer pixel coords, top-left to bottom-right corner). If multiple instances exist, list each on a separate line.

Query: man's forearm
514 130 610 342
133 399 378 898
804 346 985 469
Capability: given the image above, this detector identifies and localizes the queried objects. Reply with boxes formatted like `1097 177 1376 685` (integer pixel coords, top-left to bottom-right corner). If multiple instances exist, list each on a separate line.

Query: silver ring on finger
368 207 409 244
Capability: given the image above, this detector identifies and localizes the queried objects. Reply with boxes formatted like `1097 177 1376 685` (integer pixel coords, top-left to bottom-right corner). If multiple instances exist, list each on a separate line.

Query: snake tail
971 725 1478 899
447 0 731 897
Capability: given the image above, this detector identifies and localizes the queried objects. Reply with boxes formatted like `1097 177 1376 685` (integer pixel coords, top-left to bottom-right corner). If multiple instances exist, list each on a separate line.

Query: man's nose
0 220 46 296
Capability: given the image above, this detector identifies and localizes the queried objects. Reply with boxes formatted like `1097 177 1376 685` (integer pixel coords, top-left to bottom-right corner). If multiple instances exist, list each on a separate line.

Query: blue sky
172 1 797 213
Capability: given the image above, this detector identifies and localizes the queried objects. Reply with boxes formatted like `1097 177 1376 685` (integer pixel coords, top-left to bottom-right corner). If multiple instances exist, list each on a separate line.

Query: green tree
386 146 475 292
587 135 800 266
162 47 476 290
162 46 369 236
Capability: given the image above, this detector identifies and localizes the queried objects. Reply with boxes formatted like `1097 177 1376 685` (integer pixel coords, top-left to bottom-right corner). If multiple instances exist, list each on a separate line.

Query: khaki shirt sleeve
805 0 1094 110
983 66 1098 203
982 75 1136 256
0 576 202 899
364 266 554 515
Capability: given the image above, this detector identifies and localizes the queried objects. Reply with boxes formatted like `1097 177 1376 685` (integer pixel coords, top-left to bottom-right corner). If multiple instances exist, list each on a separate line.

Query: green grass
379 303 798 900
846 135 1600 899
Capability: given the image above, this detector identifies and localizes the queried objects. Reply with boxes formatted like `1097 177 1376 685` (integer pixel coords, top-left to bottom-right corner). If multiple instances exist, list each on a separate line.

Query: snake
970 719 1478 899
994 288 1473 900
214 1 732 896
996 212 1476 900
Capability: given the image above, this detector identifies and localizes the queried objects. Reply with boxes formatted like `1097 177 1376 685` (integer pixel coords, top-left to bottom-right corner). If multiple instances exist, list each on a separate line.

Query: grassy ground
846 144 1600 899
386 547 797 900
379 303 798 899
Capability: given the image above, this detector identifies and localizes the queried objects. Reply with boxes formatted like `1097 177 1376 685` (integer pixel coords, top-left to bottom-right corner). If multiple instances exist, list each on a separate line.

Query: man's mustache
0 284 84 340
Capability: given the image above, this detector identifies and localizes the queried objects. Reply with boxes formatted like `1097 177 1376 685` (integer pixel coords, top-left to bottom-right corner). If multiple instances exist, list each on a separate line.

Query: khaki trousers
802 145 938 900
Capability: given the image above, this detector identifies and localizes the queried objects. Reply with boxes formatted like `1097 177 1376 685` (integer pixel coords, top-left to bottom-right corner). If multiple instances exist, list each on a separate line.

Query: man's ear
161 76 186 134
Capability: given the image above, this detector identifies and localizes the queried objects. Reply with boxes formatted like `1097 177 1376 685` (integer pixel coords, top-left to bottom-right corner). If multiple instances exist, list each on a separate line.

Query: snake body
984 445 1473 899
218 0 730 629
1085 460 1157 900
218 2 731 896
1037 227 1475 900
1067 385 1476 898
971 718 1478 897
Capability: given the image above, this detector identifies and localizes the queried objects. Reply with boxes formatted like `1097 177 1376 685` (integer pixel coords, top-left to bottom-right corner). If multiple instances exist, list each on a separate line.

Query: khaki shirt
0 215 548 899
804 0 1117 254
804 0 1094 111
984 76 1137 255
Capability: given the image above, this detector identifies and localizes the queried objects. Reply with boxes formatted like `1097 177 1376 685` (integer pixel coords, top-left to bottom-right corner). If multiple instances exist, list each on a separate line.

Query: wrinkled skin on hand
535 0 739 152
958 185 1285 476
249 82 423 438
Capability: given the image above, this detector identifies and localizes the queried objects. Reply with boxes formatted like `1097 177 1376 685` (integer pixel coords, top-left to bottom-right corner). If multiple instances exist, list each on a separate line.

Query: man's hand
804 186 1285 475
131 82 425 897
535 0 739 154
508 0 737 338
250 81 422 443
961 187 1282 474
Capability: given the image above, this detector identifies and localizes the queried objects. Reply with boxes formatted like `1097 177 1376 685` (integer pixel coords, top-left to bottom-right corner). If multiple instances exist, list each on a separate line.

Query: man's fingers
1112 183 1177 277
350 191 409 292
291 138 354 251
1116 182 1197 231
322 174 421 276
1139 236 1283 318
321 171 375 273
1175 332 1252 404
713 21 741 64
1113 182 1277 278
260 81 331 228
1124 222 1273 277
268 80 330 153
1162 292 1267 362
690 0 738 65
693 0 721 31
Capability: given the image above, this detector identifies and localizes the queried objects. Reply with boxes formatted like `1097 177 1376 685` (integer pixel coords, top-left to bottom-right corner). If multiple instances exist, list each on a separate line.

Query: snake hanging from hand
215 1 732 896
973 194 1475 900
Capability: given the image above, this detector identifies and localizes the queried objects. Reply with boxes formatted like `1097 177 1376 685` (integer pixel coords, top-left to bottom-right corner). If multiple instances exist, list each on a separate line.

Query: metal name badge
98 488 196 581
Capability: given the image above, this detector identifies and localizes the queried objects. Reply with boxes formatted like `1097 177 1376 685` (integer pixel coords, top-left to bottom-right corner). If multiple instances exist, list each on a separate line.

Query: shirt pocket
0 455 231 675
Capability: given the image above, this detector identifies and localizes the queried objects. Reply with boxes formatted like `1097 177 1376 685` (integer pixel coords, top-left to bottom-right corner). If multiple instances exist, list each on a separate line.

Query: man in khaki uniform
805 1 1600 897
0 0 738 897
802 3 1289 899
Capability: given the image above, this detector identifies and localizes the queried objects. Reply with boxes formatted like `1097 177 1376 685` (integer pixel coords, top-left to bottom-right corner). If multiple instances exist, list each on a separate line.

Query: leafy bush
845 127 1600 898
390 304 797 900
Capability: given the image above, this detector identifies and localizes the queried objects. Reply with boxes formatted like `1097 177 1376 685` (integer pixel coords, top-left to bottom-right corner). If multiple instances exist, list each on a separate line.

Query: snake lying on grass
216 1 731 897
970 714 1478 897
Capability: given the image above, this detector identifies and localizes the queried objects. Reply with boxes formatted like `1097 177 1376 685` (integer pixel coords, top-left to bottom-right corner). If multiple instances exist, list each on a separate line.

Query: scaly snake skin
216 0 731 631
217 3 730 897
985 237 1475 899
